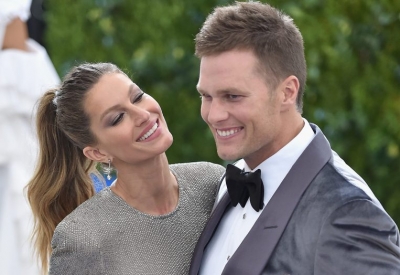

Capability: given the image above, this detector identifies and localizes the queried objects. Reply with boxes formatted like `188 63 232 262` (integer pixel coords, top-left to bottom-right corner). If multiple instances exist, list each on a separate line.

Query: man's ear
280 75 299 110
83 146 109 163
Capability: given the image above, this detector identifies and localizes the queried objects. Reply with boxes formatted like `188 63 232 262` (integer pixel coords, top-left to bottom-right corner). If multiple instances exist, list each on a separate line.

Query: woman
27 62 224 275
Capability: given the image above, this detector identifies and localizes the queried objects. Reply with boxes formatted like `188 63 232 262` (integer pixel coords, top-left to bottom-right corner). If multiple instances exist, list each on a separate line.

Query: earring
104 159 112 180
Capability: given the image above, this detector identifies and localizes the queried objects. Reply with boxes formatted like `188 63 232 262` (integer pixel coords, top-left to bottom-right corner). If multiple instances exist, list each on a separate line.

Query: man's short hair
195 1 307 112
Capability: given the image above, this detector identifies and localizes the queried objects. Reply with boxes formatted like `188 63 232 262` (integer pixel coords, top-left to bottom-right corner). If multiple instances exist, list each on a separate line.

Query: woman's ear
83 146 109 162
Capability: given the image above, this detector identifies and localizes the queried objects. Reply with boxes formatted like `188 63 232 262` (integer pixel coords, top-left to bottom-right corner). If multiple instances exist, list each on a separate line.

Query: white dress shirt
199 119 315 275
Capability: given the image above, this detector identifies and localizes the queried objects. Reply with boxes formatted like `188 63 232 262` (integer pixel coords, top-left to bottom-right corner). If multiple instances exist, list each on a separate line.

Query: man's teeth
139 123 158 141
217 128 240 137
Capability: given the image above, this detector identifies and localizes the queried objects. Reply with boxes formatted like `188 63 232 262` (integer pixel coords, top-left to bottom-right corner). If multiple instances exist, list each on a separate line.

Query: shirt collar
239 118 315 202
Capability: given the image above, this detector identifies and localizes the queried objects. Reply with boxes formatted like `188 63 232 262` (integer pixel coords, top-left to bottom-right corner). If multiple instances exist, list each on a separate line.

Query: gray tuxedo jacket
190 124 400 275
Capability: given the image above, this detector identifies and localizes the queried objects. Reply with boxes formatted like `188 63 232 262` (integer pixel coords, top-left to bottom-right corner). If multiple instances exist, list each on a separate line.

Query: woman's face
83 73 173 165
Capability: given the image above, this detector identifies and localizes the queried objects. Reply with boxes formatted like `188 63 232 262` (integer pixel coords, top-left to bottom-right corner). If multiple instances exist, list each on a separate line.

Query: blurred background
44 0 400 222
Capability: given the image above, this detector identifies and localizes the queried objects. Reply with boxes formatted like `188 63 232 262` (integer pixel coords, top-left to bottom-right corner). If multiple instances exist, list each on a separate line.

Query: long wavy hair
27 62 123 273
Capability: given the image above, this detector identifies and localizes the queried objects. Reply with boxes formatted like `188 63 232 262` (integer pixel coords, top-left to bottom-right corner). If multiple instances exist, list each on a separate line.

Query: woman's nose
132 106 150 126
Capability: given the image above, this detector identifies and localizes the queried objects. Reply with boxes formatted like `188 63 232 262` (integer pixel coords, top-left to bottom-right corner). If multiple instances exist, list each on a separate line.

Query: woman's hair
195 1 306 112
27 62 124 273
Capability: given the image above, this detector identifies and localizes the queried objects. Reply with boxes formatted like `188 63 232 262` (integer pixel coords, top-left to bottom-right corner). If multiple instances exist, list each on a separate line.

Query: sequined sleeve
49 218 105 275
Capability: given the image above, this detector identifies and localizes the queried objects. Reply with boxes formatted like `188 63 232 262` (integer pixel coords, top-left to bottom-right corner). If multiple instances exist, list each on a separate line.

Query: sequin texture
49 162 225 275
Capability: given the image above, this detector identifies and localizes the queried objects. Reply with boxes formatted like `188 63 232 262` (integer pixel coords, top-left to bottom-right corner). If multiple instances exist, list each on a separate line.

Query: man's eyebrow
197 87 244 95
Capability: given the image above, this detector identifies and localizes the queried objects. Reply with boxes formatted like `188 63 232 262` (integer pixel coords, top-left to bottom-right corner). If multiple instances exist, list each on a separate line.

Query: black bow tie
225 164 264 212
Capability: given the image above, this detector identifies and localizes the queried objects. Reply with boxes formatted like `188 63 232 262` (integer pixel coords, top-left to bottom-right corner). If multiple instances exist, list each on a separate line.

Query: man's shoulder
299 154 391 226
313 161 371 203
326 150 383 207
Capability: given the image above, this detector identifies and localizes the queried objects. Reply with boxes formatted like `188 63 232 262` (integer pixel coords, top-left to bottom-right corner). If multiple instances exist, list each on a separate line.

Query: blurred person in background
0 0 60 274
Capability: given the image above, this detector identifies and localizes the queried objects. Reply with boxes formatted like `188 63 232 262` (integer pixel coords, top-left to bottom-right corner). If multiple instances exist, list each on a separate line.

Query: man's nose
205 100 228 124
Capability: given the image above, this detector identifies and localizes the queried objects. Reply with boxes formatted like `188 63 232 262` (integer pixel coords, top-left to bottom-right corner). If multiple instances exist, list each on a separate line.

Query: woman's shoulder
170 161 225 178
54 188 114 232
170 162 224 210
50 192 109 273
169 162 225 193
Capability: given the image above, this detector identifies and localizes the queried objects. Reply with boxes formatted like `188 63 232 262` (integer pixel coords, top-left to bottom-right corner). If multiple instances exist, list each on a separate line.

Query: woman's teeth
139 123 158 141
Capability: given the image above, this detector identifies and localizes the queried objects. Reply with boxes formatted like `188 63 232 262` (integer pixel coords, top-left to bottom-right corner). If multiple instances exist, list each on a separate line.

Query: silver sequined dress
49 162 225 275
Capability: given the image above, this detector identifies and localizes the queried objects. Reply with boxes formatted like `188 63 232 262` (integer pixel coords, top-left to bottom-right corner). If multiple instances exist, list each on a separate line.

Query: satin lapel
222 124 332 275
189 191 231 275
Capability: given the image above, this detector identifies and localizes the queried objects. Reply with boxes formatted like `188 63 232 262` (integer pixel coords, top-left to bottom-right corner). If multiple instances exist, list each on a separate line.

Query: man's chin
217 150 240 162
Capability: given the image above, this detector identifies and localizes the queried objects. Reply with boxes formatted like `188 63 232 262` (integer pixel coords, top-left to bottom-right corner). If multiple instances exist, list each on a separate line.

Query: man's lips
216 127 242 137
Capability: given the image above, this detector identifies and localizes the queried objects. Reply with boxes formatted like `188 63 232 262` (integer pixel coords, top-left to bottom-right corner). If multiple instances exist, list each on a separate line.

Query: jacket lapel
222 124 332 275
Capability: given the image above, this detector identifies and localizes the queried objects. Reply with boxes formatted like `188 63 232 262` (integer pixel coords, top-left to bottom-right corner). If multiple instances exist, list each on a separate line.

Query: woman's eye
111 113 124 126
132 92 144 103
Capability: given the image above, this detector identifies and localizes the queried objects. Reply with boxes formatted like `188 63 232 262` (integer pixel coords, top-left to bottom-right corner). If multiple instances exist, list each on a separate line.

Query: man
189 2 400 274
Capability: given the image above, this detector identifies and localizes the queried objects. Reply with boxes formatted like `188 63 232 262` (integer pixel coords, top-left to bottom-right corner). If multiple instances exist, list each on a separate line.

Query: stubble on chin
216 147 239 162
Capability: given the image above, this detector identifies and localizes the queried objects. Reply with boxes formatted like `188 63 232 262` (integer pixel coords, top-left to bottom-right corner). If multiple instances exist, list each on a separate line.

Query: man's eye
200 94 211 100
227 94 239 99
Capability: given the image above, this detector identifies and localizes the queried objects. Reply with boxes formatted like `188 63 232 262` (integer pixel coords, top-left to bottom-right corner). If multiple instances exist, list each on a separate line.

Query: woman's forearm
2 17 28 51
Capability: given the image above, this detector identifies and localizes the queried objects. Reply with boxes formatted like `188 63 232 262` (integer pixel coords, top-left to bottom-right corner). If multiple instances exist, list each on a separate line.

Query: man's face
197 49 288 169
